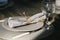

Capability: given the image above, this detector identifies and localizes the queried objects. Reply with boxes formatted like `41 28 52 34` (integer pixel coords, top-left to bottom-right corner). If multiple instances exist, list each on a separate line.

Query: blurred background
0 0 42 20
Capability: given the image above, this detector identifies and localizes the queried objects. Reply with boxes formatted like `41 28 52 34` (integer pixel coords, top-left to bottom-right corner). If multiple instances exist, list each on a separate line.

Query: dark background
35 15 60 40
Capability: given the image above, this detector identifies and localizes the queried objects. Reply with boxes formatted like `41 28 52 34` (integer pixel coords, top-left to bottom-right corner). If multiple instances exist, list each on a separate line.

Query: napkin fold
8 11 46 28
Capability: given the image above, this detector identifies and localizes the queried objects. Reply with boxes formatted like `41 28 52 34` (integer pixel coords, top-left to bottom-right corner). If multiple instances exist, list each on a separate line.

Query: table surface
0 22 47 40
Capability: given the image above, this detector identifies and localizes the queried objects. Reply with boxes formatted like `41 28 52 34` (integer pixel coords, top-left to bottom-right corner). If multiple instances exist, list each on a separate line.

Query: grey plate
2 17 44 32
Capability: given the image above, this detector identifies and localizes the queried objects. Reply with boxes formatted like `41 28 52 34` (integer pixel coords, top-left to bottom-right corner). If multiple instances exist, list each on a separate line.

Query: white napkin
8 17 27 28
8 11 46 28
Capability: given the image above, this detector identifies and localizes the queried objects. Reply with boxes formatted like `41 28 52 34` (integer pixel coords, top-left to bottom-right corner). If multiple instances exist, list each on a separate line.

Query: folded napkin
8 11 46 28
8 17 27 28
